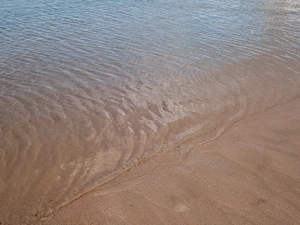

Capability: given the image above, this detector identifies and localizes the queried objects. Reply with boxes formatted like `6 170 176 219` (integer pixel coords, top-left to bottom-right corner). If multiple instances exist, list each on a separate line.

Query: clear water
0 0 300 223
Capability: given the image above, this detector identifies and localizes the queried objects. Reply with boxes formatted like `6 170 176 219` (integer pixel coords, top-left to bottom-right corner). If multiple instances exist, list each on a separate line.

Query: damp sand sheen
0 0 300 224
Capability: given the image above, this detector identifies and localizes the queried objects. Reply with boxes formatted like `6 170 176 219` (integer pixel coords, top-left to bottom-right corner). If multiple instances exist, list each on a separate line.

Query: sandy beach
1 0 300 224
33 98 300 225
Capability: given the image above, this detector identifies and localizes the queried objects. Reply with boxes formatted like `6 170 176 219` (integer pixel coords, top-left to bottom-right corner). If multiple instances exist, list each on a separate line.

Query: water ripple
0 0 300 223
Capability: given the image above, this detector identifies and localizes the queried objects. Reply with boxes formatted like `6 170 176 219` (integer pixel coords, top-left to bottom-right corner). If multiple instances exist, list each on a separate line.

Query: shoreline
37 98 300 225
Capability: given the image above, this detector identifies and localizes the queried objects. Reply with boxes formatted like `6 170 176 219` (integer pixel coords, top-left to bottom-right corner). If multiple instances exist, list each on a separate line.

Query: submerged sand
34 98 300 225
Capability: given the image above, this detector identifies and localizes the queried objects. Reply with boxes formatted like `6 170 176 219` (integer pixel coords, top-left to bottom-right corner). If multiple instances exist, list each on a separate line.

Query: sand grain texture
37 98 300 225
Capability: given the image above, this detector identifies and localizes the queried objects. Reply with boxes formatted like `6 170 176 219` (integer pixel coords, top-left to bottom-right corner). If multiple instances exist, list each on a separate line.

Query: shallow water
0 0 300 223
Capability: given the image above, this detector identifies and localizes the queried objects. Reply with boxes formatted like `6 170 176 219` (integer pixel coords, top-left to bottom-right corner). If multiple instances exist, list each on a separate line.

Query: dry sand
35 98 300 224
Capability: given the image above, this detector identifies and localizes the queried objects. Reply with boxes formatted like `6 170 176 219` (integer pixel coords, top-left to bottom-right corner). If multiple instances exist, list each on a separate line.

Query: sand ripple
0 0 300 224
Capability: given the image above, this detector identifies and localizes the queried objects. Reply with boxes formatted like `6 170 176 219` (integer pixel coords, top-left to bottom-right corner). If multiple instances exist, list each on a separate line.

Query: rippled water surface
1 0 300 223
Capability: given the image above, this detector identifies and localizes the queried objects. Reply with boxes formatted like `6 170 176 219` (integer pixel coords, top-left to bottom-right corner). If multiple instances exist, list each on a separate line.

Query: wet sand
1 1 300 224
35 98 300 225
